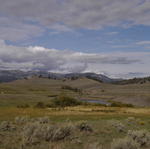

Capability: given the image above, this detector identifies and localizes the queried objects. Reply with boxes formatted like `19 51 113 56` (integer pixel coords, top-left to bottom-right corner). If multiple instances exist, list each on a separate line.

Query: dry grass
0 106 150 122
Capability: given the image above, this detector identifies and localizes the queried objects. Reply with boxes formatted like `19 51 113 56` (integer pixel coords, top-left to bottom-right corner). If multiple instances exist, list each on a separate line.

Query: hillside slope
0 77 150 107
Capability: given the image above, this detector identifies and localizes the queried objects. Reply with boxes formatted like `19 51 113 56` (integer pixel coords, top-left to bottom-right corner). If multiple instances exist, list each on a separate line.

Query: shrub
37 116 50 124
0 121 16 131
111 137 140 149
47 95 57 97
51 125 72 141
128 130 150 147
34 102 45 108
22 122 40 145
51 95 81 107
76 121 93 132
110 101 134 107
15 116 29 124
138 121 145 125
109 120 126 132
22 122 72 145
17 104 30 108
22 122 53 145
61 85 82 93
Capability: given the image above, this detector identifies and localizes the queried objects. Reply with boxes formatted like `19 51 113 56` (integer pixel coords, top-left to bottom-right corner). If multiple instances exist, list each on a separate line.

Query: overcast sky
0 0 150 78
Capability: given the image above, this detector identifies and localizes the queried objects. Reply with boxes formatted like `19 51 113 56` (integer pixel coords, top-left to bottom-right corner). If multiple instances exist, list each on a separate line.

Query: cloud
105 32 119 35
113 72 150 79
49 24 73 33
136 40 150 45
0 17 44 41
0 41 150 78
111 45 134 48
0 0 150 41
145 46 150 49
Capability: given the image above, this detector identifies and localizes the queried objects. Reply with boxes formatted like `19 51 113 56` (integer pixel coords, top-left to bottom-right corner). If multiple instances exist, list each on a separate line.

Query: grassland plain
0 77 150 107
0 77 150 149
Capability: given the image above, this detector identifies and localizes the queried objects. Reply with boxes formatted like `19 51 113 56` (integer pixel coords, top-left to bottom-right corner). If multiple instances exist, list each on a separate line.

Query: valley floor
0 77 150 107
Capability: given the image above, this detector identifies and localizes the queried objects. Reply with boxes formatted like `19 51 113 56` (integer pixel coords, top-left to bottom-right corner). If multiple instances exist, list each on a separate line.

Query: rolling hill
0 76 150 107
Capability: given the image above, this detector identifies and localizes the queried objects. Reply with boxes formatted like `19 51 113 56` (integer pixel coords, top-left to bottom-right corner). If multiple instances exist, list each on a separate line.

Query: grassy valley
0 76 150 107
0 76 150 149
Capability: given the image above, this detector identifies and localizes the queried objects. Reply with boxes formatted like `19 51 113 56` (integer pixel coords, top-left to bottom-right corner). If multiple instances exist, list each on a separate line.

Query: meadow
0 77 149 149
0 77 150 107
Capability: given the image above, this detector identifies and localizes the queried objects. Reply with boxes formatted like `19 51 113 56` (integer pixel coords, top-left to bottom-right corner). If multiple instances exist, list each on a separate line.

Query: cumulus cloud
0 41 150 78
0 0 150 79
0 0 150 40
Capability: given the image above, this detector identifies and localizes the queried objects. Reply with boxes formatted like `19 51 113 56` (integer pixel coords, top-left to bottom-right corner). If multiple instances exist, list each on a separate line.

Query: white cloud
0 41 150 78
0 0 150 41
136 40 150 45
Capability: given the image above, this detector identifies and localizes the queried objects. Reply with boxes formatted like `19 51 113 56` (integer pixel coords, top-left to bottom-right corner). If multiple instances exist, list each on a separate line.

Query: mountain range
0 70 119 83
1 70 150 84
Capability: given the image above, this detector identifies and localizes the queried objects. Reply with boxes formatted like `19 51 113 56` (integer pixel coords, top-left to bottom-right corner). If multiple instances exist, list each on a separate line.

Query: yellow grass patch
0 106 149 121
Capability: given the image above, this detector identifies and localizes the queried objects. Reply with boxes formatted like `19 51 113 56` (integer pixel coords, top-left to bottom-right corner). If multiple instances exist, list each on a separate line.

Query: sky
0 0 150 78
